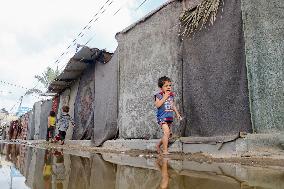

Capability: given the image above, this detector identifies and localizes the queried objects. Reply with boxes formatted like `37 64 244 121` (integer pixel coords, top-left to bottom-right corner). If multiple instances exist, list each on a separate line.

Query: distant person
54 106 75 145
46 111 56 142
154 76 182 155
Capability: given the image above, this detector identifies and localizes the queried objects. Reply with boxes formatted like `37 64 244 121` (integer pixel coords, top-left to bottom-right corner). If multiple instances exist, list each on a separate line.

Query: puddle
0 143 284 189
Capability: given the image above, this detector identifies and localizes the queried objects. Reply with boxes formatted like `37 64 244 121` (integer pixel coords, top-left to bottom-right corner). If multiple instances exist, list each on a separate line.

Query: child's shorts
157 117 173 126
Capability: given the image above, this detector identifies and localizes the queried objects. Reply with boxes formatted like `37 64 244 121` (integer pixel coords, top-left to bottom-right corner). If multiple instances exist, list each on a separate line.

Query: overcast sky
0 0 166 113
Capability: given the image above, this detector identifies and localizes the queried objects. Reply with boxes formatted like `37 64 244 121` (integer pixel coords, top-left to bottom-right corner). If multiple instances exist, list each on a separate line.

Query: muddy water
0 143 284 189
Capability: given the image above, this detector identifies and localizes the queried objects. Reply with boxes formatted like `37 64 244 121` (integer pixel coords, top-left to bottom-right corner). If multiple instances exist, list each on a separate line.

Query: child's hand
177 114 183 121
163 91 171 100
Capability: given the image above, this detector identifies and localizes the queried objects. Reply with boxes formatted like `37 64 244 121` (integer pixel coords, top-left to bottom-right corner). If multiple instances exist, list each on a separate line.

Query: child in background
46 111 56 142
55 106 75 145
154 76 182 155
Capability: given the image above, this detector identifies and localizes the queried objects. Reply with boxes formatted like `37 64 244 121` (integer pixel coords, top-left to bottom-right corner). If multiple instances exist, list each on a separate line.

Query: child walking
46 111 56 142
155 76 182 155
55 106 75 145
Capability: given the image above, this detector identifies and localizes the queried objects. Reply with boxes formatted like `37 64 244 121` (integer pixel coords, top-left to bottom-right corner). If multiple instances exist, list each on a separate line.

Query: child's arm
173 105 182 120
68 116 76 127
47 117 51 128
155 92 171 108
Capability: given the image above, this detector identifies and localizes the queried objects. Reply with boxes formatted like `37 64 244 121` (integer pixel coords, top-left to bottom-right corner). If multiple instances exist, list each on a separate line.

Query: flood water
0 143 284 189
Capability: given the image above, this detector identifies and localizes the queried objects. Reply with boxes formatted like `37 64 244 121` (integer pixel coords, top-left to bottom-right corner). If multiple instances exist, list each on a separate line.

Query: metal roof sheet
47 46 112 94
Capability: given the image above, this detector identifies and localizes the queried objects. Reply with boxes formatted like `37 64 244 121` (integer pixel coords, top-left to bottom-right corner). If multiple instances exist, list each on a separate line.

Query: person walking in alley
46 111 56 142
155 76 182 155
54 106 75 145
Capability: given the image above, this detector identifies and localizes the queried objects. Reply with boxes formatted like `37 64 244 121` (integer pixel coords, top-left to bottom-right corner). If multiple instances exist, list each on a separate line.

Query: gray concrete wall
241 0 284 133
93 51 118 146
116 1 183 139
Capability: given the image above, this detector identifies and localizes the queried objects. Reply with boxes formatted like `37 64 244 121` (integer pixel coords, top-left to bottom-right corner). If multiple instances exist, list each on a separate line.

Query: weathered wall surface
27 110 34 140
33 101 42 139
57 89 71 120
39 99 52 139
117 1 183 139
182 0 252 136
66 79 80 140
56 89 71 136
241 0 284 133
93 52 118 146
73 64 95 140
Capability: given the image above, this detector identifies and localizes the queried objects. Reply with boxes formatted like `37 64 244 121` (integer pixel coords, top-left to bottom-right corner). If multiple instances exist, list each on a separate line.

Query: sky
0 0 166 114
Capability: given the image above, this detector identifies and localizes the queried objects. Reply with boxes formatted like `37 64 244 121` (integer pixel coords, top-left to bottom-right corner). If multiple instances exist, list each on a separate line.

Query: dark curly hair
49 111 56 117
158 76 171 88
62 106 70 113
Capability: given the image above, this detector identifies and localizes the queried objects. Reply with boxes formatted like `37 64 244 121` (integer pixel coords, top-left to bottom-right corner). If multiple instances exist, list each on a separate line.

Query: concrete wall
93 51 118 146
241 0 284 133
116 1 183 139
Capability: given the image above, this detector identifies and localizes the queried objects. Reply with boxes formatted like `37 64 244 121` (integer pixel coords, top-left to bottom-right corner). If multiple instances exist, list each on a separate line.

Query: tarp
27 110 34 140
182 0 252 136
66 79 80 140
93 51 118 146
73 64 95 140
39 100 53 139
56 89 71 135
241 0 284 132
33 101 42 139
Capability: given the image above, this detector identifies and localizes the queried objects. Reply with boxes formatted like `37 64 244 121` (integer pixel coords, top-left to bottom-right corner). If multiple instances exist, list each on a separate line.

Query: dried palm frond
179 0 223 38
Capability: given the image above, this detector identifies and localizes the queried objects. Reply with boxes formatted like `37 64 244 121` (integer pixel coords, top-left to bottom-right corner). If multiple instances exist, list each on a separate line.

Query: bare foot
162 152 170 155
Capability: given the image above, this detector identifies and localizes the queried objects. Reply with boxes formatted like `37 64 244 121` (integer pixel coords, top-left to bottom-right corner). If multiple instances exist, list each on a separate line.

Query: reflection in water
53 149 65 189
43 150 52 189
156 156 169 189
1 143 284 189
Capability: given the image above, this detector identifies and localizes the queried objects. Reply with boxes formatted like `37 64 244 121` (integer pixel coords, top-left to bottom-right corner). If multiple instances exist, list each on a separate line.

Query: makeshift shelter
116 0 255 139
48 46 117 145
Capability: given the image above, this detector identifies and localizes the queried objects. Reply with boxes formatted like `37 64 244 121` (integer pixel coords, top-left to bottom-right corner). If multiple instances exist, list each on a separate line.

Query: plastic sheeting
93 52 118 146
39 99 53 139
66 79 80 140
33 101 42 139
182 0 252 136
241 0 284 132
73 64 95 140
27 109 34 140
57 89 71 121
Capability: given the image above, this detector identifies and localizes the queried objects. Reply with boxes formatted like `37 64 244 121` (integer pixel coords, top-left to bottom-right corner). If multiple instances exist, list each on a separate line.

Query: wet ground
0 143 284 189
